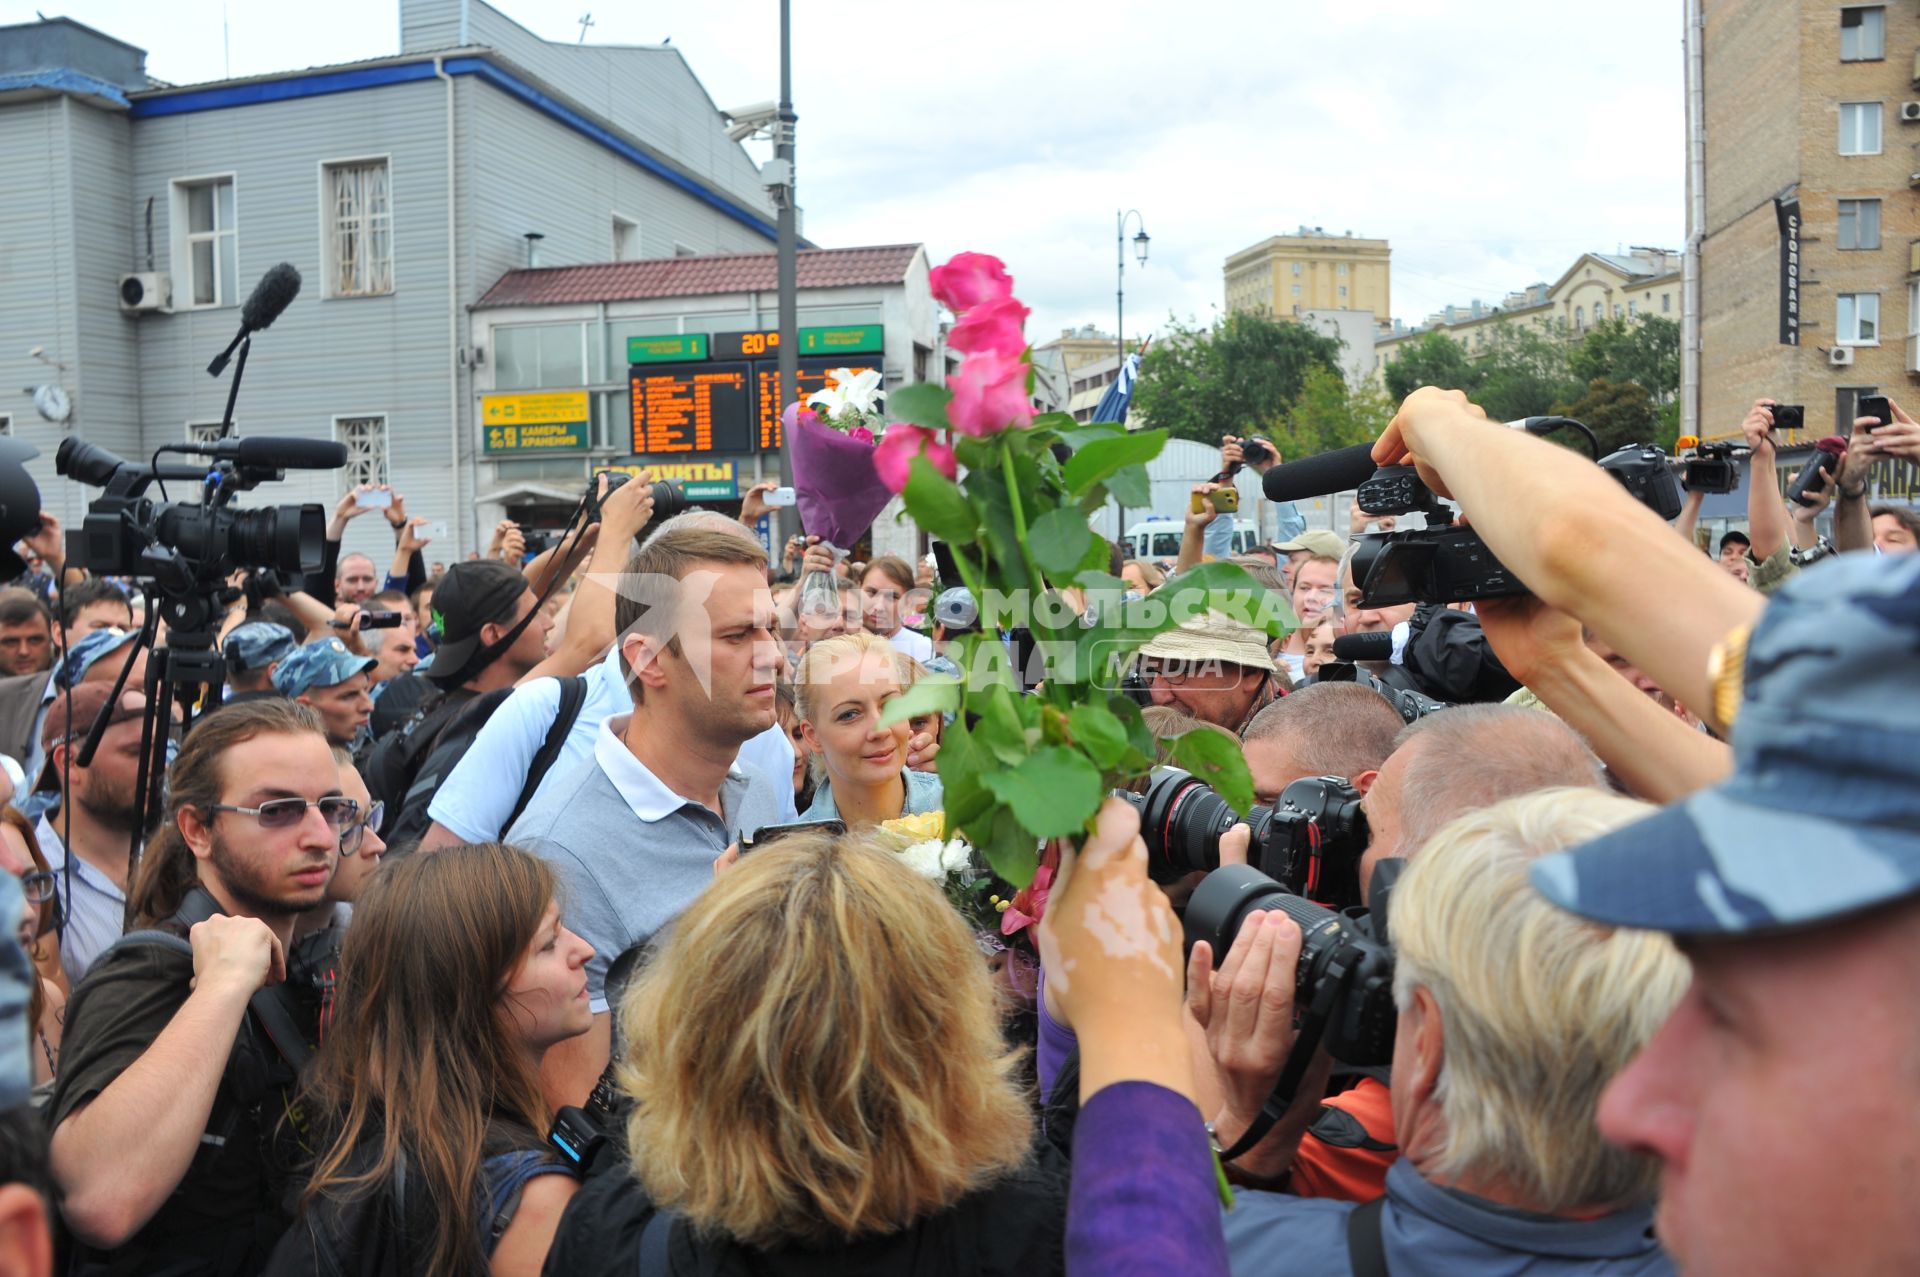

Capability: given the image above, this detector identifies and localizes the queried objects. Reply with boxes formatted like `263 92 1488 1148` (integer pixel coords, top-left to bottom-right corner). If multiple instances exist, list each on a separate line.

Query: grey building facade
0 0 784 564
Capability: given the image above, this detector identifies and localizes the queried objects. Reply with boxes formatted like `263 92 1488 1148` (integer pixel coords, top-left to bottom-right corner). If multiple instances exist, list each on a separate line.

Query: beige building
1695 0 1919 465
1374 249 1679 373
1225 227 1390 323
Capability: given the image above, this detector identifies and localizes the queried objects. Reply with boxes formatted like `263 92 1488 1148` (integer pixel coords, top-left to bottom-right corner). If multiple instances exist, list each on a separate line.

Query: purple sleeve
1036 968 1077 1104
1067 1081 1228 1277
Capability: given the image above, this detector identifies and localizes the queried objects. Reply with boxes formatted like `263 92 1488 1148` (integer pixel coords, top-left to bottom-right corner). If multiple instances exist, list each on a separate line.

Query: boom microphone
183 436 348 470
1331 630 1396 663
1262 443 1381 504
208 263 303 377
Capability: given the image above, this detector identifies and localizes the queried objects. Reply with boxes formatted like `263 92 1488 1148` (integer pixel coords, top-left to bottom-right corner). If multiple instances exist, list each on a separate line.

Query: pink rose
949 297 1030 359
930 251 1014 314
874 424 959 494
847 424 875 444
946 349 1033 437
781 402 819 432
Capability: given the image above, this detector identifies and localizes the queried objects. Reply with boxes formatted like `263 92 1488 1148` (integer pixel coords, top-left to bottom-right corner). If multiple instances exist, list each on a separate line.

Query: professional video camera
1675 436 1749 494
1123 767 1371 909
1184 861 1397 1068
1265 418 1684 608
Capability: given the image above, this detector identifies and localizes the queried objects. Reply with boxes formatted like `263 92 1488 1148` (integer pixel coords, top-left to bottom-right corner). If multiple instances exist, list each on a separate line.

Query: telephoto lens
1184 864 1397 1065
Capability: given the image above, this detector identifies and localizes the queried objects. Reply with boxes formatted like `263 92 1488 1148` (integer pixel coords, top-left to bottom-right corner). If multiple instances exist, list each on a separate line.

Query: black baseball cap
1719 529 1751 552
425 561 530 686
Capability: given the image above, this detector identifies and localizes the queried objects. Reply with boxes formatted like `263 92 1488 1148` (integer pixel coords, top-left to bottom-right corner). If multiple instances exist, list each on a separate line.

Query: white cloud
15 0 1682 337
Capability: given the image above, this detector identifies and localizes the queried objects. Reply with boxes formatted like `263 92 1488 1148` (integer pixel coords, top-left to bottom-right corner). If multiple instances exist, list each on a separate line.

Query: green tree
1134 309 1343 445
1471 320 1583 422
1570 315 1681 406
1382 330 1478 402
1282 364 1396 458
1551 377 1664 454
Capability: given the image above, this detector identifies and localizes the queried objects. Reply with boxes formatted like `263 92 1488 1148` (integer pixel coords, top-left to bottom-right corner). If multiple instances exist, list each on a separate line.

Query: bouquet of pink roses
875 252 1289 888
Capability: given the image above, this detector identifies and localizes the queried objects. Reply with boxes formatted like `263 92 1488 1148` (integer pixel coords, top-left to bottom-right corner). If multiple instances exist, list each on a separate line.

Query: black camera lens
1126 768 1273 883
649 479 687 522
1184 864 1397 1065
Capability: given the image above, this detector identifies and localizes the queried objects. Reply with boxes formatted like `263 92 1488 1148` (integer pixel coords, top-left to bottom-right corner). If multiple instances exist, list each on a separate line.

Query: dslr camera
1184 861 1398 1065
1123 767 1371 911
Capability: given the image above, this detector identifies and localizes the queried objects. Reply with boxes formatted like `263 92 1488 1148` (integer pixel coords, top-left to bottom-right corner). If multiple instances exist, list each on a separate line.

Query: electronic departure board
754 357 884 451
628 362 753 454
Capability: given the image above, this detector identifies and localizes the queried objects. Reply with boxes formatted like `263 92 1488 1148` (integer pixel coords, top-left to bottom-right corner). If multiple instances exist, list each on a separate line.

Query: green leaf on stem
1067 702 1131 770
1058 423 1124 452
1061 428 1167 497
901 456 978 544
1030 411 1080 436
1107 694 1160 767
973 684 1030 766
1107 461 1153 507
878 674 961 727
978 802 1041 887
1030 507 1094 574
937 716 997 828
1167 728 1257 817
889 382 954 430
983 746 1104 839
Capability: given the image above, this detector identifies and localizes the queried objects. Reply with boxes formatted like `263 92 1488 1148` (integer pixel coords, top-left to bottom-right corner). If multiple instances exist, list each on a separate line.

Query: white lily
807 367 886 418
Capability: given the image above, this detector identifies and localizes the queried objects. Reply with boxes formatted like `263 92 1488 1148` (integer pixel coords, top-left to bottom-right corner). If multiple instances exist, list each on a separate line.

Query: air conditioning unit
1830 346 1857 368
117 272 171 314
1904 101 1920 123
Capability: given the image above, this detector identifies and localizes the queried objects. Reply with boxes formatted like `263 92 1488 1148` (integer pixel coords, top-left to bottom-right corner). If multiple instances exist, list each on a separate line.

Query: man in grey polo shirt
510 521 785 1108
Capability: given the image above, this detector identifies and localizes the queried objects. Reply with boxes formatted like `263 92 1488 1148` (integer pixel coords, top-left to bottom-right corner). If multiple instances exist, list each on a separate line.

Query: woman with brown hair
0 807 66 1083
266 843 594 1277
544 828 1067 1275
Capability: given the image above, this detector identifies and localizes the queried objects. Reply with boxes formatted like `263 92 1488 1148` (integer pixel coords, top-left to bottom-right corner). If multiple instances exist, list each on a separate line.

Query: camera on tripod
1122 767 1372 910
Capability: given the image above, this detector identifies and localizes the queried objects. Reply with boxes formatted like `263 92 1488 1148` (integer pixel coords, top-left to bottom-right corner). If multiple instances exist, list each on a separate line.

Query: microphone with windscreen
1262 443 1381 504
180 435 349 471
208 263 303 377
1331 630 1396 664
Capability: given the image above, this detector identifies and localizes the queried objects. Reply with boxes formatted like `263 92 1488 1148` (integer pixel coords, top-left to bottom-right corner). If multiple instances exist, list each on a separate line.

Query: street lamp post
1115 210 1150 540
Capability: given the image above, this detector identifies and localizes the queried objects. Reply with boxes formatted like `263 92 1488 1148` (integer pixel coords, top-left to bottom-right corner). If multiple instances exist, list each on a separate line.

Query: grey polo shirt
506 713 784 1014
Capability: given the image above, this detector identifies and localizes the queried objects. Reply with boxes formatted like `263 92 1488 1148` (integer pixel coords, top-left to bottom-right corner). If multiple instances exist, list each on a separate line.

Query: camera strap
1218 945 1360 1165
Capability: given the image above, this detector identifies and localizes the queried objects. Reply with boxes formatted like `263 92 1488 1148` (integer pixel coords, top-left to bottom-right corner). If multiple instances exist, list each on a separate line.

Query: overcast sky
9 0 1685 341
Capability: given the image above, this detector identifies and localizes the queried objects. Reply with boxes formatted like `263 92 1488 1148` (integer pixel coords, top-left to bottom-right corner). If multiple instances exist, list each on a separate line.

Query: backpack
380 675 590 850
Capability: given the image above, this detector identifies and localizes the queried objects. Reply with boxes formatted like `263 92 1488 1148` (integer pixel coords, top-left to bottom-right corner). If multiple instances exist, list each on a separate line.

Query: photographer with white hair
1215 788 1686 1275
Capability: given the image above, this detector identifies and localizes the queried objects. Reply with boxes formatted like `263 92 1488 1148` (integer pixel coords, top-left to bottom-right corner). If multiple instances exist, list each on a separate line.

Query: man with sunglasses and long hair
48 699 350 1276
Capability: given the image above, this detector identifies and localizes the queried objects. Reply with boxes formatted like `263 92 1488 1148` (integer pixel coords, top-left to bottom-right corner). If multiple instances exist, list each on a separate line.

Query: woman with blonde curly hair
544 828 1066 1275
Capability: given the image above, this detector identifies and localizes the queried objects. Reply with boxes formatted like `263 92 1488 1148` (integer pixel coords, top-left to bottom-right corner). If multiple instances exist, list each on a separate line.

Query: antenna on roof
577 12 594 43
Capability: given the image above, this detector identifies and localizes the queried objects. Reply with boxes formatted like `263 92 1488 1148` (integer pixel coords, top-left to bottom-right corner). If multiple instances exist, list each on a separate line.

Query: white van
1122 518 1260 562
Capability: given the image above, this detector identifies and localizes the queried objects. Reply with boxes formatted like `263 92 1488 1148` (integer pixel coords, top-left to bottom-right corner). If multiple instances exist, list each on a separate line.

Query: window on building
0 414 13 438
1575 306 1585 326
324 159 393 297
1838 198 1882 249
1291 262 1302 277
1628 301 1637 318
1841 6 1886 60
495 324 588 390
1836 386 1873 434
613 214 640 261
336 415 390 489
1292 284 1302 298
1837 292 1881 344
1908 280 1920 371
1339 285 1348 300
186 421 227 445
1839 102 1883 155
1613 304 1624 318
673 242 697 257
1338 263 1349 276
171 176 236 308
1662 293 1672 313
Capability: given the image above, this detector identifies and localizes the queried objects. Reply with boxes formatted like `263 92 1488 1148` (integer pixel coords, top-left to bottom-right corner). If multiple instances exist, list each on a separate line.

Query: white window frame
318 155 395 299
1663 293 1672 313
612 212 640 261
1837 198 1882 250
1841 5 1886 61
1837 292 1882 345
332 413 390 490
1338 285 1348 300
1628 301 1637 318
185 421 228 444
1907 280 1920 371
1291 262 1302 276
1839 102 1883 155
169 172 238 311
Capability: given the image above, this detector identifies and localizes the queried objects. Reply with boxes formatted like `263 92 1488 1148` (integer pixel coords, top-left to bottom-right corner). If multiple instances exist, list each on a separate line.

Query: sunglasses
341 801 385 857
205 796 360 832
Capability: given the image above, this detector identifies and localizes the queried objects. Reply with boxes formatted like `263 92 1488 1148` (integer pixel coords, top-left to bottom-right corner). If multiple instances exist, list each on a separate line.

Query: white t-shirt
887 627 935 665
429 645 797 843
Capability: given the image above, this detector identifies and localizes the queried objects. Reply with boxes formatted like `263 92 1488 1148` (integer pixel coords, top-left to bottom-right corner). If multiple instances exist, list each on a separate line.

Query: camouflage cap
223 621 297 674
1531 552 1920 935
270 638 377 699
50 627 138 692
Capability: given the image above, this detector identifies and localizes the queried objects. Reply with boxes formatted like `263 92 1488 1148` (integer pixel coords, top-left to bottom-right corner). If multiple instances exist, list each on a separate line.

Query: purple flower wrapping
790 415 896 550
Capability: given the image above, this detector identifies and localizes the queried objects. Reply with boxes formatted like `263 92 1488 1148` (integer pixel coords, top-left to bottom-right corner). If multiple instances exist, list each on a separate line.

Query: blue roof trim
0 68 131 106
127 56 778 242
129 62 439 117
